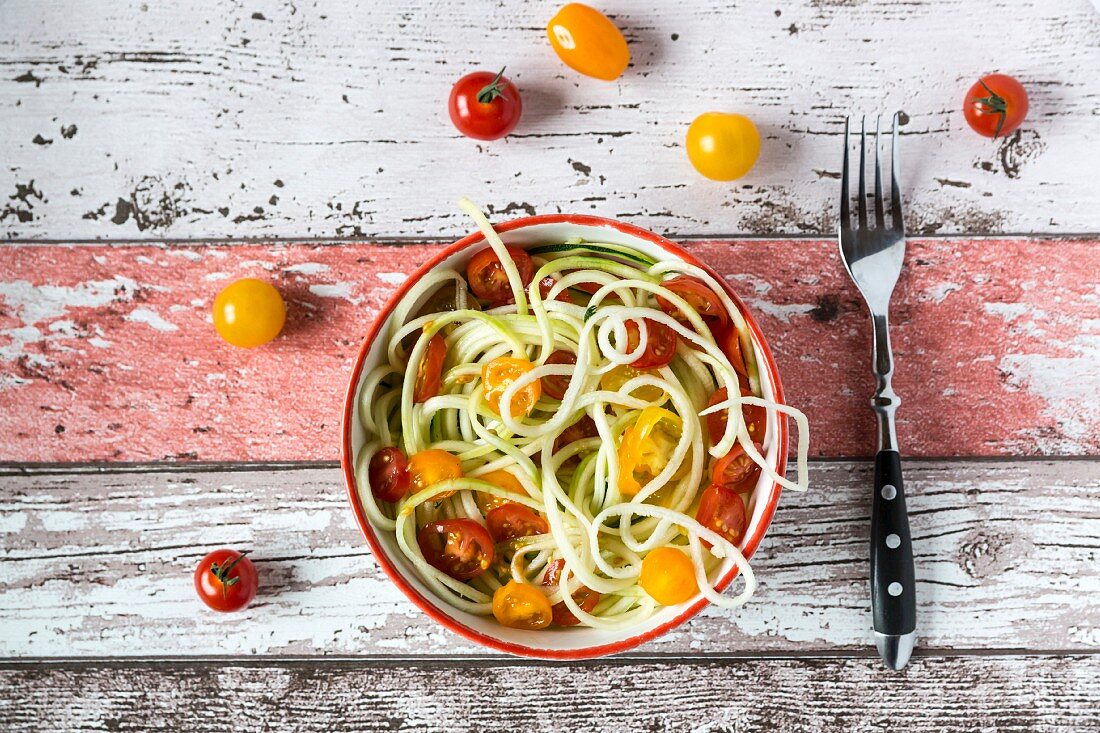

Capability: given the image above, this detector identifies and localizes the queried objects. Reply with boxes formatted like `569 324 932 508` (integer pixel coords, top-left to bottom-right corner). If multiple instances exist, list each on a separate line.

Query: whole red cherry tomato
194 549 258 613
368 446 410 502
964 73 1028 139
448 68 522 141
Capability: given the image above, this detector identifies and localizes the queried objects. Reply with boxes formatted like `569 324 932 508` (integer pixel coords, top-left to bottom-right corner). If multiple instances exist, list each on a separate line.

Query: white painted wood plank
1 656 1098 732
1 0 1098 240
1 460 1096 657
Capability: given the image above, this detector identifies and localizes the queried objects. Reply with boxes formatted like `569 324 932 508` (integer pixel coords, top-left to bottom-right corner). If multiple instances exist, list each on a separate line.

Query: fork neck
871 312 900 452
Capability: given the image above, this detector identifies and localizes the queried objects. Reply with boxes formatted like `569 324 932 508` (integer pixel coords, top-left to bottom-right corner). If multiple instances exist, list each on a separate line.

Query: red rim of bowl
340 213 788 660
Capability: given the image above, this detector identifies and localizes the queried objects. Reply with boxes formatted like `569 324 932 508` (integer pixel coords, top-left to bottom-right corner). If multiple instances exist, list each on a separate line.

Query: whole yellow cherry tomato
686 112 761 181
547 3 630 81
212 278 286 348
639 546 699 605
492 580 553 630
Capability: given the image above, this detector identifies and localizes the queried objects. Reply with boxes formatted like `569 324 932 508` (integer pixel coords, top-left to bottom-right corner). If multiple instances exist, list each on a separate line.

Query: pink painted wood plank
0 239 1095 462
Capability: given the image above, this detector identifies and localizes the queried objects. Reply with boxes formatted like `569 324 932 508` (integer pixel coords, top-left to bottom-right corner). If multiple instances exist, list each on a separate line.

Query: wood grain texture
1 239 1096 462
2 0 1099 240
1 460 1096 657
1 656 1098 732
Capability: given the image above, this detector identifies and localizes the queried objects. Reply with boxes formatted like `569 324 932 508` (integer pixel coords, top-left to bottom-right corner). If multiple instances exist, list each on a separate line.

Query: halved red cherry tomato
656 276 729 327
485 503 549 543
417 518 495 580
368 447 410 502
467 246 534 304
711 442 764 493
542 558 600 626
618 407 683 496
492 580 552 629
538 276 573 304
482 357 542 416
194 549 258 613
624 318 677 369
542 350 577 400
696 484 747 548
408 449 463 499
705 387 766 445
964 73 1028 139
448 68 522 141
414 333 446 403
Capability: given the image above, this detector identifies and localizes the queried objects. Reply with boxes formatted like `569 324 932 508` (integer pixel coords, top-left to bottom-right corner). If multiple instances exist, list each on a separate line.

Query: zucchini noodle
354 200 810 630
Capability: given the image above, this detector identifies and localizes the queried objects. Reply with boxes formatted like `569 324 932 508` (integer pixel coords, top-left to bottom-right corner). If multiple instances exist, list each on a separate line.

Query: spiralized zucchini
355 200 810 629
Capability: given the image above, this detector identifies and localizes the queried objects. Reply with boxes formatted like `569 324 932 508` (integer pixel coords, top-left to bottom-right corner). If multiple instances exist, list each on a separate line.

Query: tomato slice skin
711 442 764 493
624 318 678 369
696 484 748 548
466 246 534 304
492 580 553 630
705 387 766 445
713 322 749 383
542 350 577 400
368 447 410 502
417 518 495 580
542 559 601 626
485 504 549 543
448 69 522 141
413 333 447 403
656 276 729 327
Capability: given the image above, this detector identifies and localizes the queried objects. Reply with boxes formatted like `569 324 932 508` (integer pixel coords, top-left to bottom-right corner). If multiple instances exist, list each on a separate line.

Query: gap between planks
2 454 1098 477
2 232 1100 247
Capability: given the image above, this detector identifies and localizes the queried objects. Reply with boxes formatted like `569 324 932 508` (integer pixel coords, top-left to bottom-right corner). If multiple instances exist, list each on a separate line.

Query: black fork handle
870 449 916 635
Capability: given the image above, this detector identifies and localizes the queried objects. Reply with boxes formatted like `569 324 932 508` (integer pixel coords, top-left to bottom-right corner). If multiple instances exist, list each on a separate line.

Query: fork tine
873 115 885 228
890 111 904 232
857 116 868 230
840 117 850 232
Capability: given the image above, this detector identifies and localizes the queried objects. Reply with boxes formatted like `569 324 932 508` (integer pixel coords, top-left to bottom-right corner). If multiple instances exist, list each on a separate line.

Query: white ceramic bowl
341 214 789 659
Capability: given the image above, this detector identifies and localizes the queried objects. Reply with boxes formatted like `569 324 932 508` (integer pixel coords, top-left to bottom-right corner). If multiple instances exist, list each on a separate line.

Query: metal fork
838 114 916 670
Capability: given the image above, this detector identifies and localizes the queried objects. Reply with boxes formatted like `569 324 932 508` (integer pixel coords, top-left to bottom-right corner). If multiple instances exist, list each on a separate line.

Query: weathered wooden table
2 1 1098 730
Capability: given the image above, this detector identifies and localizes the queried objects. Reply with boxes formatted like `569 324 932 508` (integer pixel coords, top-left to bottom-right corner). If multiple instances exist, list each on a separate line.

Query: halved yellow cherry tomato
639 546 699 605
492 580 553 630
212 278 286 348
547 3 630 81
408 449 463 499
686 112 761 181
475 469 528 514
617 407 683 496
600 364 666 404
482 357 542 417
